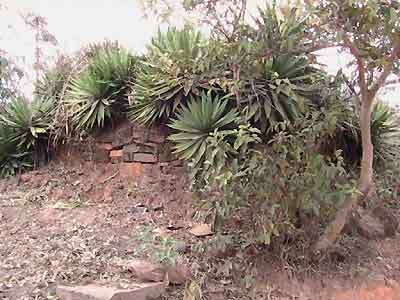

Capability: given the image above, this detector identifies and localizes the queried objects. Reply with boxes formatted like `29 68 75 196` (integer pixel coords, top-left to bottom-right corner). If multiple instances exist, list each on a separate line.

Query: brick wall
58 120 178 180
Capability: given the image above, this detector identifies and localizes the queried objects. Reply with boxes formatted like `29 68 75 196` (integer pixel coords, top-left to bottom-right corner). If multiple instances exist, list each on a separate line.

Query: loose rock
189 223 213 237
57 283 165 300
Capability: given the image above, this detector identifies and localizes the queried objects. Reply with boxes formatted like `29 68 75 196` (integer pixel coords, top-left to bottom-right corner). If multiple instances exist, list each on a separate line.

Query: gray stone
56 283 165 300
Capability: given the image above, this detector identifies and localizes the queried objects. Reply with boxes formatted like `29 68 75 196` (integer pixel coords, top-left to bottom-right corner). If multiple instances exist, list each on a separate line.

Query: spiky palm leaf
255 3 311 55
168 93 238 165
371 102 400 164
35 56 75 102
0 125 32 177
244 55 323 131
0 97 54 150
66 47 136 131
128 27 213 126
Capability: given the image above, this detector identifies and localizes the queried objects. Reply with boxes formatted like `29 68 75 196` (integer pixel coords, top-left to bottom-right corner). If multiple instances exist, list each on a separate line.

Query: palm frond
168 92 238 166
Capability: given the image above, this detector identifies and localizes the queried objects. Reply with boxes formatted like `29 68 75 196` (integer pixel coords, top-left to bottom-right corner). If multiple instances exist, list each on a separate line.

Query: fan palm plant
168 92 238 166
35 55 75 102
254 2 313 57
319 99 400 168
128 27 216 126
243 55 324 132
0 125 32 177
66 47 136 131
0 97 54 150
370 101 400 165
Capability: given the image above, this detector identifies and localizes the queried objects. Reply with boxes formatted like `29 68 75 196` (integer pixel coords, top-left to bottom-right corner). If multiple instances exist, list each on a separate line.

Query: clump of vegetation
243 55 324 132
135 228 180 266
66 47 136 131
128 26 219 126
0 97 55 175
168 92 238 167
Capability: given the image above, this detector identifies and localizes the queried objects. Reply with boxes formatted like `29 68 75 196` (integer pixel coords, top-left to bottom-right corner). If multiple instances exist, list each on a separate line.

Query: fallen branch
101 171 119 184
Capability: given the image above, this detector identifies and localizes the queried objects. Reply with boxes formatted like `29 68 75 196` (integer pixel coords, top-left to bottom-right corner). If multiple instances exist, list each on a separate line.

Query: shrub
168 92 238 167
194 108 356 247
128 27 218 126
66 47 136 131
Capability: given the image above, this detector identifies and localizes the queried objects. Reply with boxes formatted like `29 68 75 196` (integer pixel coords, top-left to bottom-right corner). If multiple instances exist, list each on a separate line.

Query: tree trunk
358 98 374 191
313 95 375 253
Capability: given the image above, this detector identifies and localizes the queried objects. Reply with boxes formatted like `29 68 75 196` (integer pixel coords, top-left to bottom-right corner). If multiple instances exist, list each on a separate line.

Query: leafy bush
168 92 238 167
194 108 356 247
135 227 179 266
66 47 136 131
128 27 217 126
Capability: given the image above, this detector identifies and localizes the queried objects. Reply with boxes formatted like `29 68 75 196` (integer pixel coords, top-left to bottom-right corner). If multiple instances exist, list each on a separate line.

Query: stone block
122 144 157 162
56 283 165 300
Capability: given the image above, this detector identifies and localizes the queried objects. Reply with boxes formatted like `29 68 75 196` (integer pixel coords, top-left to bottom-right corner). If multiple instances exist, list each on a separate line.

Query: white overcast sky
0 0 398 106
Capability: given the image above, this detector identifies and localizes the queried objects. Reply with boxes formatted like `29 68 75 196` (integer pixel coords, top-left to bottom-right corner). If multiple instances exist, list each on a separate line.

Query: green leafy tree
303 0 400 252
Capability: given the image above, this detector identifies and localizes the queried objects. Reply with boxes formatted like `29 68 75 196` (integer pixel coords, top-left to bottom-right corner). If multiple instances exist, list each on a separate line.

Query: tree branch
370 41 400 96
342 34 368 100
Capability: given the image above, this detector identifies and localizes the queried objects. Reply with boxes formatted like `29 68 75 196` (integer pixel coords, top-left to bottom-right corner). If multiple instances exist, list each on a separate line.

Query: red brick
110 150 123 164
133 153 158 163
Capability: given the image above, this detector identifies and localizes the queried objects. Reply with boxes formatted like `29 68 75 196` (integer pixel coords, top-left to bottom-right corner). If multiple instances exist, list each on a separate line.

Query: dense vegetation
0 2 399 251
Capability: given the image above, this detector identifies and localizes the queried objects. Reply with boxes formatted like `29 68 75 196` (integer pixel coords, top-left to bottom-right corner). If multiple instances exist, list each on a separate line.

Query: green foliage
168 92 238 166
320 99 400 168
370 102 400 165
135 228 179 265
195 108 356 246
254 2 312 56
0 97 54 151
244 55 324 131
311 0 400 72
128 27 216 126
66 47 136 131
35 55 75 102
0 125 32 177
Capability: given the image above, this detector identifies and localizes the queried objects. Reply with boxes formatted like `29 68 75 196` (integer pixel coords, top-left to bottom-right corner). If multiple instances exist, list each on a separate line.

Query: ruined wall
58 120 178 181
